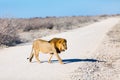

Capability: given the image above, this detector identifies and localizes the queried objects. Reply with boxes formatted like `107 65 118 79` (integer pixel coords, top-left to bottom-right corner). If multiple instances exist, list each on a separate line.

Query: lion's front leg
54 52 63 64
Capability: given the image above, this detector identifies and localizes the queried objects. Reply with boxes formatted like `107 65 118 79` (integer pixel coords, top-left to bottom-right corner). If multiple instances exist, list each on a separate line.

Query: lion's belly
39 44 54 54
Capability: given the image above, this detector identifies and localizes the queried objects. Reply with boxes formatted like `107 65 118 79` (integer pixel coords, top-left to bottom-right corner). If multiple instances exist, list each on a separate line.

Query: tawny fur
27 38 67 64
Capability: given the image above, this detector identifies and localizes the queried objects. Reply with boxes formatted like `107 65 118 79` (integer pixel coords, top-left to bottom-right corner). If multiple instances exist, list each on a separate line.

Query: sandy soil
0 17 120 80
70 19 120 80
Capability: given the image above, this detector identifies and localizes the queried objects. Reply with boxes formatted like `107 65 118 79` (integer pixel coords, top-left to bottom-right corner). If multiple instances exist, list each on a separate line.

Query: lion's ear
64 39 67 43
58 39 62 43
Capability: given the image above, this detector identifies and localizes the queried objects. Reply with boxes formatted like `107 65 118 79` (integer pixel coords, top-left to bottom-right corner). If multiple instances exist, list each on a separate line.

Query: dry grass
0 19 21 47
0 15 118 47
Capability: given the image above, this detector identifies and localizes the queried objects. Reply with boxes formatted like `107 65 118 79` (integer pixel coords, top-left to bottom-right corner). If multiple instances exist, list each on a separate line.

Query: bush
23 22 54 31
0 15 112 46
0 33 21 46
0 19 22 46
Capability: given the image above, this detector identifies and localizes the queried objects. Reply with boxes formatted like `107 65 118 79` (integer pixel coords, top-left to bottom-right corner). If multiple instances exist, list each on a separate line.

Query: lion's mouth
62 49 66 51
62 50 65 51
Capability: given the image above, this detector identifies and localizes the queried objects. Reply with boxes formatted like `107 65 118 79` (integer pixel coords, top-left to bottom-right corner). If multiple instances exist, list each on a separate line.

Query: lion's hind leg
48 53 53 63
34 50 41 63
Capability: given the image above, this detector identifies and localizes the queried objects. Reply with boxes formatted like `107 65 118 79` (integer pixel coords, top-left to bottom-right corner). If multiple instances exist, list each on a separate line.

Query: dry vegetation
0 19 21 46
0 15 118 47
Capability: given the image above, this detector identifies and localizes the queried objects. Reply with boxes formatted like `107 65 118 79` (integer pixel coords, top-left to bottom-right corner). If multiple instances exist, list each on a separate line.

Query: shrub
0 19 22 46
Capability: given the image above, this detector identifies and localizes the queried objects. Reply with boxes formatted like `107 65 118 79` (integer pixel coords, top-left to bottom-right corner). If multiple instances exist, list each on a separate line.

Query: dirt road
0 17 119 80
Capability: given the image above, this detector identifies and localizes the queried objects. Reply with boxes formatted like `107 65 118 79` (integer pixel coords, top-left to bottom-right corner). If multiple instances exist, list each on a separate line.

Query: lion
27 38 67 64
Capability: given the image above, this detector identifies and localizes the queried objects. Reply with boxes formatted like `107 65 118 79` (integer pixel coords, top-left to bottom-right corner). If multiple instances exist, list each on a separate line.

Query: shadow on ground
30 58 105 64
50 58 105 64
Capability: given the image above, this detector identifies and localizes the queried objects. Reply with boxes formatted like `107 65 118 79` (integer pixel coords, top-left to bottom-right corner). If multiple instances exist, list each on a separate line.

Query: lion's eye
63 43 65 46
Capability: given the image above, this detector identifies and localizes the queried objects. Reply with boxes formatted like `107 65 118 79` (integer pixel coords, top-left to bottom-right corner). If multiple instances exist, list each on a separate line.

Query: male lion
27 38 67 64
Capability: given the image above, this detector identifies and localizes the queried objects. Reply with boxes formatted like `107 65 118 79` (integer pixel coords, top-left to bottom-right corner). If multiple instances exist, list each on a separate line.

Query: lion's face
57 39 67 52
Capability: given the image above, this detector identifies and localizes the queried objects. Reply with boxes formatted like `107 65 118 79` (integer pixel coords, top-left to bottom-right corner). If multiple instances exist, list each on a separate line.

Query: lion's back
33 39 54 53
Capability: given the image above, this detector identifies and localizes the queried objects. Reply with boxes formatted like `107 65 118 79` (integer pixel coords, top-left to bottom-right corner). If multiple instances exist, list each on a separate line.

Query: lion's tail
27 45 34 62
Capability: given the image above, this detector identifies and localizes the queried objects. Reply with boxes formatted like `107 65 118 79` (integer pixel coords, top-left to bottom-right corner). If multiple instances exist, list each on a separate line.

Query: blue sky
0 0 120 18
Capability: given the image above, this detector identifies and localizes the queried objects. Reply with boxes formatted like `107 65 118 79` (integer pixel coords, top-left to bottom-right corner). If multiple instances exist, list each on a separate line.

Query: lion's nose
66 47 67 50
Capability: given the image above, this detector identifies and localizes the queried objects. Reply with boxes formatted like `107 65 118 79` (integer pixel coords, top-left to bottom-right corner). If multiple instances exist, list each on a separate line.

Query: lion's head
57 39 67 51
49 38 67 53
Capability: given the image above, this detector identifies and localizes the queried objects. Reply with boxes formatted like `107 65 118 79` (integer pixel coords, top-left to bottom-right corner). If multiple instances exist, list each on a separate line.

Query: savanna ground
0 15 120 80
70 18 120 80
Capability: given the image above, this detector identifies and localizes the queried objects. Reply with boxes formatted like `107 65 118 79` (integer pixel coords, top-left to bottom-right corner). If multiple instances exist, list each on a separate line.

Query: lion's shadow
50 58 105 64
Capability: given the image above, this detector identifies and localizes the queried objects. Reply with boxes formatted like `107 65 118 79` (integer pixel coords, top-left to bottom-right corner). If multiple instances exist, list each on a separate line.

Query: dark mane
55 47 61 53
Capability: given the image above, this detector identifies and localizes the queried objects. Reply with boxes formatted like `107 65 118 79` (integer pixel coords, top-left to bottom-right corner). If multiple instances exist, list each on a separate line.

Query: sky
0 0 120 18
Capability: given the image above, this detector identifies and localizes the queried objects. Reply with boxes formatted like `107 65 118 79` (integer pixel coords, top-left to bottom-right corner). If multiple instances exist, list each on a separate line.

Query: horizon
0 0 120 18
